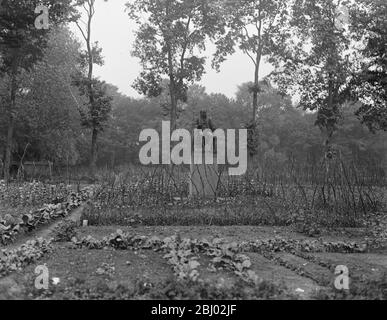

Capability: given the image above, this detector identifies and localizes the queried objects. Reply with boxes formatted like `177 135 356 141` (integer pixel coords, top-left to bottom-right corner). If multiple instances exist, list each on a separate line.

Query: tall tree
271 0 354 159
16 27 84 165
0 0 74 182
73 0 112 174
127 0 224 132
350 0 387 132
213 0 289 125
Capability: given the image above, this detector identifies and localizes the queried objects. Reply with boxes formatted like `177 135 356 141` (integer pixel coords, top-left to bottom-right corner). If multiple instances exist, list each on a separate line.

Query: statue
195 110 215 131
189 110 219 199
193 110 217 152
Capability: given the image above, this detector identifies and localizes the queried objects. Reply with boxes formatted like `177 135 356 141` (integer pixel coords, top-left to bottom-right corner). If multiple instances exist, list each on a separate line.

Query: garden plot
0 225 385 300
0 175 386 300
0 181 92 246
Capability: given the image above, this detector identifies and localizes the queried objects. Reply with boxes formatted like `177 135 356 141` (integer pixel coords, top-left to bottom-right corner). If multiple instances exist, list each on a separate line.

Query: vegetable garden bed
1 225 385 300
0 181 93 246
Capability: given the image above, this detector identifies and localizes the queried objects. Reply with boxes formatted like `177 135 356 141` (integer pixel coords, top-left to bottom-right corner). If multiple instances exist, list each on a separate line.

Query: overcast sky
70 0 273 99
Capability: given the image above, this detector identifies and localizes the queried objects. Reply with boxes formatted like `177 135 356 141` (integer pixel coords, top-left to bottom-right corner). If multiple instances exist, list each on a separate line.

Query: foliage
85 159 384 231
0 0 75 72
0 182 91 245
349 0 387 132
30 275 293 300
14 27 84 165
72 76 113 132
0 0 385 176
213 0 289 123
143 277 292 300
51 219 78 242
0 238 52 277
313 272 387 300
72 0 112 172
0 180 71 208
127 0 225 129
162 236 201 282
65 229 385 300
0 0 75 181
269 0 354 159
98 83 387 169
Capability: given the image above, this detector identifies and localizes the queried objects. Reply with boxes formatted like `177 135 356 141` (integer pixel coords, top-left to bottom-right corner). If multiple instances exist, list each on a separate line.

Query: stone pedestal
189 153 219 198
189 110 219 198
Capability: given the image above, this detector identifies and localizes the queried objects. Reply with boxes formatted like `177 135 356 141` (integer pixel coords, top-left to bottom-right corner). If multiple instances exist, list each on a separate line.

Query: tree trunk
3 57 19 183
165 2 177 133
252 61 259 123
169 78 177 132
86 2 96 175
90 127 98 174
4 117 14 183
88 87 96 175
167 43 177 132
252 50 262 124
325 73 335 159
248 50 262 168
324 73 335 203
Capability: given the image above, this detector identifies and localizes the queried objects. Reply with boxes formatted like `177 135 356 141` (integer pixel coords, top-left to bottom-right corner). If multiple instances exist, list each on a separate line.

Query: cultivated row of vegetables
0 181 93 245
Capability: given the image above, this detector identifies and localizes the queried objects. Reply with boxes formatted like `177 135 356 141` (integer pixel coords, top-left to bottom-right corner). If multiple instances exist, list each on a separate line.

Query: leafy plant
0 185 92 245
0 238 52 277
52 219 78 242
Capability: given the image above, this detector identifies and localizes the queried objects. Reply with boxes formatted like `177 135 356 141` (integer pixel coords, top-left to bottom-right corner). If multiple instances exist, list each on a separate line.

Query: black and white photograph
0 0 386 307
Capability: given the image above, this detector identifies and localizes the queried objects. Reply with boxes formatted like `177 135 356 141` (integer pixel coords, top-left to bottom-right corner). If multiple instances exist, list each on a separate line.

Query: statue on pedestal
189 110 219 198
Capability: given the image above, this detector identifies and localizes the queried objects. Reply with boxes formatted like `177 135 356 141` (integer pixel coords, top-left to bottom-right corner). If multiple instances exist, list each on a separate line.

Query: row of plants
290 248 387 300
0 180 73 208
45 228 294 300
68 231 264 285
0 187 93 245
243 238 370 254
0 238 52 277
2 225 383 300
29 274 294 300
244 238 386 300
61 229 386 300
92 169 295 209
68 230 372 276
68 230 376 259
313 273 387 300
162 236 258 284
89 161 385 233
0 220 81 280
84 196 292 227
83 199 387 243
93 160 385 206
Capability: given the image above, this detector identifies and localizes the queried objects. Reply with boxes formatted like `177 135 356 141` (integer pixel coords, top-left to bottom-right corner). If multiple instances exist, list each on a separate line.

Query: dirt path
0 204 87 252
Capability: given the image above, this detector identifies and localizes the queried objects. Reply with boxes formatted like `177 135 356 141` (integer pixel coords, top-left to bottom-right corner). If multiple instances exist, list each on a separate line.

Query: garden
0 0 386 303
0 160 386 300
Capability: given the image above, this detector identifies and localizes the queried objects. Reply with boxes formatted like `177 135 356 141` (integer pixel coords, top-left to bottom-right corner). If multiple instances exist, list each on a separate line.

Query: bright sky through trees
70 0 273 98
